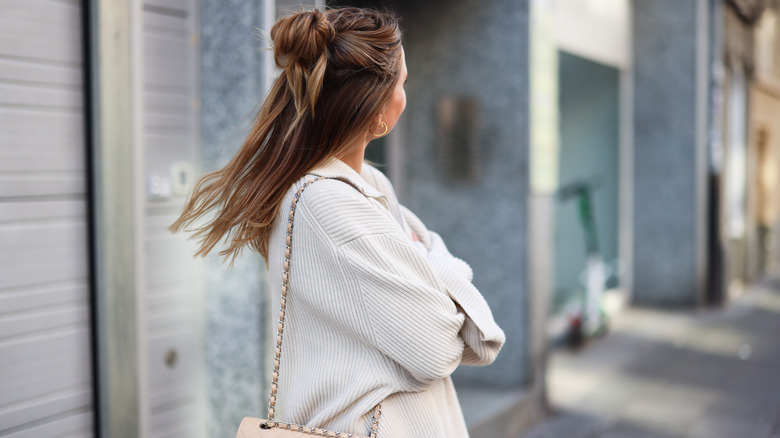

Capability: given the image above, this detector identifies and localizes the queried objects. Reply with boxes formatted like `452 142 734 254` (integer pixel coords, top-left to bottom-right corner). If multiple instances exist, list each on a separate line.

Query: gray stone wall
200 0 270 436
395 0 530 387
632 0 705 306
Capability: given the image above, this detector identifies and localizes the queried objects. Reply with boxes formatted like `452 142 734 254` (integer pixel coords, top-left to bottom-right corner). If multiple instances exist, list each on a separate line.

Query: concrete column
200 0 274 436
632 0 711 306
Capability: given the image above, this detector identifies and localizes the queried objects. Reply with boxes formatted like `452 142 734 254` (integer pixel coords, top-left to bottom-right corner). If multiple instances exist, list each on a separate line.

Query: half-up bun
271 9 335 121
272 9 334 69
171 7 402 263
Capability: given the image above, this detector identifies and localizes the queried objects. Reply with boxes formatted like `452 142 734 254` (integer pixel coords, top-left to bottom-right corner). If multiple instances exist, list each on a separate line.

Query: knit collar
307 156 386 199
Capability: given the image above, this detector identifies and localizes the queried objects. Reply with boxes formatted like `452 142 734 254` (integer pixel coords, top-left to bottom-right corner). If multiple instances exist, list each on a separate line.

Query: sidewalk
522 282 780 438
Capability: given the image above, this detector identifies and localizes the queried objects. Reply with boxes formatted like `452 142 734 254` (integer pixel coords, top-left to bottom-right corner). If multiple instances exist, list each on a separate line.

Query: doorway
552 51 621 320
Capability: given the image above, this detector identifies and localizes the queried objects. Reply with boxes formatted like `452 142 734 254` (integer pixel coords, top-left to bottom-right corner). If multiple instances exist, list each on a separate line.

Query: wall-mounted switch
149 175 172 199
170 162 195 196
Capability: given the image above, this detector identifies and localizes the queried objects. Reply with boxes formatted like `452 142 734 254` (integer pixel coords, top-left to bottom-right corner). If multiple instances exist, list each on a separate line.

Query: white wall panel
0 109 86 172
0 328 92 406
0 200 85 223
554 0 631 69
0 281 85 315
0 0 83 64
0 387 91 433
143 34 193 88
0 175 85 198
0 82 84 110
0 57 84 86
0 303 88 339
1 411 92 438
0 221 88 289
0 0 93 435
139 0 205 436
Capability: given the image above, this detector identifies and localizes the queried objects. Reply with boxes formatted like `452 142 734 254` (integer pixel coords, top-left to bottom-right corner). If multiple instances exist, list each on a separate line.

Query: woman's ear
367 114 386 139
368 114 383 134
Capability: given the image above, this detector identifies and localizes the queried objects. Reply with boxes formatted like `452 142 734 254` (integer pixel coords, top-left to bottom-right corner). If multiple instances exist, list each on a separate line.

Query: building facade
2 0 779 437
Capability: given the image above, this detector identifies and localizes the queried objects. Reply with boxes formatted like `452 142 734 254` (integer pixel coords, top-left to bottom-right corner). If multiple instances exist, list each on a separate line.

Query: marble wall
200 0 271 436
632 0 707 306
393 0 531 387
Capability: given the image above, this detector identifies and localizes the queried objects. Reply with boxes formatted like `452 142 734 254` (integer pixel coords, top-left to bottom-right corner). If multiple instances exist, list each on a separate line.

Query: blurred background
1 0 779 437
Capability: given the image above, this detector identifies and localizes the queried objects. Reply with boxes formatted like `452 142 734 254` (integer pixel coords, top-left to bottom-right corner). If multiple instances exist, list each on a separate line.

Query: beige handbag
237 177 383 438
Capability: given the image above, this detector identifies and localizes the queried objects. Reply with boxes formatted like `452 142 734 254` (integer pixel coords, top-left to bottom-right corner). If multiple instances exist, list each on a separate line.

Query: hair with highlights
170 7 402 264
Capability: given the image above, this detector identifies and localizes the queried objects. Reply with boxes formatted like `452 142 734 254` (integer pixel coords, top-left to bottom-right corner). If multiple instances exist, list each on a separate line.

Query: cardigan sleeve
337 232 467 389
399 205 506 366
299 178 503 386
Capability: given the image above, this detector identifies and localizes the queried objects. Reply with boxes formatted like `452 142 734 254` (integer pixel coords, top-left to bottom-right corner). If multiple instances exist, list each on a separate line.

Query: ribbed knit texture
265 157 506 438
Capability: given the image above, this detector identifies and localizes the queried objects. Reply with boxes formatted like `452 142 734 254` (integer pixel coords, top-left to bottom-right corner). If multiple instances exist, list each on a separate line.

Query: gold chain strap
264 177 383 438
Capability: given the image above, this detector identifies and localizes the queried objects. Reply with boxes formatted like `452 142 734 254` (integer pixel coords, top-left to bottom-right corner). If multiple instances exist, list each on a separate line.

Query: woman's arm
399 204 505 366
360 164 505 366
336 231 467 388
299 179 504 389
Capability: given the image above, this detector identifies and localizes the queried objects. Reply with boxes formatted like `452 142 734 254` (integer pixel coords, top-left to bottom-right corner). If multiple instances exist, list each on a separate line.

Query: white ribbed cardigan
266 156 506 438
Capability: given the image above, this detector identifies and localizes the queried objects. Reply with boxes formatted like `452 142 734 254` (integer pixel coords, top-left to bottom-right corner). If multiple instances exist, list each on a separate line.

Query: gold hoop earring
371 121 388 137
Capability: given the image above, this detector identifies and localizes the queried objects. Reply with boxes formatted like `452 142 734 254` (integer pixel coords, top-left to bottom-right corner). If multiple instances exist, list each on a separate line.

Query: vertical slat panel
0 0 94 435
140 0 205 436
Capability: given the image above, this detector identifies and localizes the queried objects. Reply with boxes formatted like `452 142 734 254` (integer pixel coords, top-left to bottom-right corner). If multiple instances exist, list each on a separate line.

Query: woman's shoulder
359 163 398 202
294 177 399 247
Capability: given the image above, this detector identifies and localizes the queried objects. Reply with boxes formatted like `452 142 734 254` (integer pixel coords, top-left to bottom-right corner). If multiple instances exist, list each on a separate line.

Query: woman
171 7 505 438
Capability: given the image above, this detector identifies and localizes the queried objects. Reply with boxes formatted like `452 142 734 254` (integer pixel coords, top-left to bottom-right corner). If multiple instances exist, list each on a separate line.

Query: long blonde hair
169 7 402 264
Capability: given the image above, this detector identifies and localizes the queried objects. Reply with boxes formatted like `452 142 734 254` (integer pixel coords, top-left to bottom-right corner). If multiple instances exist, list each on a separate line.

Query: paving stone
599 419 678 438
685 416 774 438
522 411 610 438
521 283 780 438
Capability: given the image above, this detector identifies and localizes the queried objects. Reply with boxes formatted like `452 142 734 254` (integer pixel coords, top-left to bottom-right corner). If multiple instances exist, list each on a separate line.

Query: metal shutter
0 0 94 436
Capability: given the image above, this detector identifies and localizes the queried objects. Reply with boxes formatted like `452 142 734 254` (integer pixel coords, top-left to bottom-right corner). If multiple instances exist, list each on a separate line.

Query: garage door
0 0 94 437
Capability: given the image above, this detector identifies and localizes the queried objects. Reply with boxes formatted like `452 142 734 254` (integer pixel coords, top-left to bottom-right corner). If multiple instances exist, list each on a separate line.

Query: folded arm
399 205 506 366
